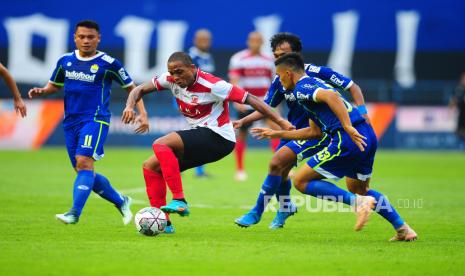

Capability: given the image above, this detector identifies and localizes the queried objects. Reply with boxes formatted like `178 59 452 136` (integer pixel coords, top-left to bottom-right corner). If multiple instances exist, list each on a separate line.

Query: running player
122 51 292 233
229 31 276 181
253 53 417 241
28 20 149 225
234 32 368 229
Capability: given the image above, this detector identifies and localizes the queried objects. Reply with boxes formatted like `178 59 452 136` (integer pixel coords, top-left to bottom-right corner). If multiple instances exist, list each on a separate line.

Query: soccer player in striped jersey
229 31 277 181
235 32 368 229
28 20 149 225
253 53 417 241
122 51 292 234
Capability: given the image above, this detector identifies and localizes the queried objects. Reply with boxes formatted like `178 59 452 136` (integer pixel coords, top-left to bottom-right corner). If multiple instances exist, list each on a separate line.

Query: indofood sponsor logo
65 70 96 82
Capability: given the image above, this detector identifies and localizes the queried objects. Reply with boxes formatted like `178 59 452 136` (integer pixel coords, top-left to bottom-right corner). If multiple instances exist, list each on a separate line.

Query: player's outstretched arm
316 89 367 151
232 111 265 129
125 84 149 133
0 63 27 117
244 94 294 131
28 82 61 99
348 82 370 123
122 81 155 125
251 119 322 140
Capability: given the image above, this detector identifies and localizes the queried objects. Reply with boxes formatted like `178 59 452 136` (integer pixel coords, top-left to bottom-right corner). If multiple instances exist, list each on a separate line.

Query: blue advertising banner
1 0 464 88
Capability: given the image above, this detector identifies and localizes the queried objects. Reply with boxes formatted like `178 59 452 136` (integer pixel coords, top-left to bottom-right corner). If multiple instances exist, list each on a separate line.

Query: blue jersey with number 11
49 50 134 129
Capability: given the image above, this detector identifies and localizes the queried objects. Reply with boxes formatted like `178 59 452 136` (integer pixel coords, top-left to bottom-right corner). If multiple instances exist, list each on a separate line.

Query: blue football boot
269 203 298 229
161 200 190 217
163 224 175 234
234 211 261 227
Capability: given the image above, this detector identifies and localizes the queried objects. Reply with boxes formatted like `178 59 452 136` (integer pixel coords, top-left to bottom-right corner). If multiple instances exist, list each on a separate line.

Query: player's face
195 32 211 52
273 42 293 60
276 65 295 90
247 32 263 54
74 27 100 57
168 61 196 88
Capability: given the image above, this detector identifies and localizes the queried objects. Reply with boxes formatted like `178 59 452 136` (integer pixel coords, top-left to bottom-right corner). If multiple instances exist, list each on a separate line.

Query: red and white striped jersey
228 49 274 98
152 69 248 142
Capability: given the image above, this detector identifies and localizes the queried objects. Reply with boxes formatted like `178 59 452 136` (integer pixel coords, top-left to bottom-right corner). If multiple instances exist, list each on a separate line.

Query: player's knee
75 156 94 171
268 157 285 175
347 183 368 195
153 137 167 146
293 176 307 193
143 158 160 172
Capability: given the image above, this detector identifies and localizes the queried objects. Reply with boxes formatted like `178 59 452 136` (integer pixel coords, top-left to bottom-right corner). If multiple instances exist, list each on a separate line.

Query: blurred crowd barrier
1 1 464 149
0 99 460 150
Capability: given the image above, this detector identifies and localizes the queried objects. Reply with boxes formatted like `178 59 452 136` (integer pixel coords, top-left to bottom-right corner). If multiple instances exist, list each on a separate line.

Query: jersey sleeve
109 58 134 88
151 72 172 91
306 64 353 91
264 76 284 107
49 57 65 87
211 80 248 103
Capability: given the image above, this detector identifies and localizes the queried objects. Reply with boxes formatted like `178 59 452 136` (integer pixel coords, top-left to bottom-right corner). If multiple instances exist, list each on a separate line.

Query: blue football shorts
277 133 330 164
306 122 377 181
64 120 109 168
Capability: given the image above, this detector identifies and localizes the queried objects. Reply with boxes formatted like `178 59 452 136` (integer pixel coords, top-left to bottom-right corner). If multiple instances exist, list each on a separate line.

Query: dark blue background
1 0 464 51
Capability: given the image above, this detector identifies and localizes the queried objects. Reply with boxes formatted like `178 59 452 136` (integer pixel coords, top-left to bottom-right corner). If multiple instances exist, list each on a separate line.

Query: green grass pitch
1 148 464 275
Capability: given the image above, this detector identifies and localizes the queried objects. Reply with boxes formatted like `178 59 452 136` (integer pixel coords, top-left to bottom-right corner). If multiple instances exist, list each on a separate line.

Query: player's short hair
275 52 305 72
168 52 194 66
270 32 302 53
75 20 100 33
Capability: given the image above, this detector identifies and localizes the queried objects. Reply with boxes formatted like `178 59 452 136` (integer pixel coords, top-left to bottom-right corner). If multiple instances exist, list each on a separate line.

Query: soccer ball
134 207 167 236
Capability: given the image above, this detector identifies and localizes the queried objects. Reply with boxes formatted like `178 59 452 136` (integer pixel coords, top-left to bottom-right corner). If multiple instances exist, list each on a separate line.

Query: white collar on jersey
299 75 310 82
74 50 105 61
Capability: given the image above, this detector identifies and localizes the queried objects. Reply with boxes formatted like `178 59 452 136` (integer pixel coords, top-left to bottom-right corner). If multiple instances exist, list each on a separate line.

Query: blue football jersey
264 63 354 129
188 47 215 73
49 50 133 128
264 75 309 129
304 63 353 90
293 76 365 133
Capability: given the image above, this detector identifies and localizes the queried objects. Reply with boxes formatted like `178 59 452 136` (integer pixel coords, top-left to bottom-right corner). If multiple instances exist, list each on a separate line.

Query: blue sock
72 170 95 216
304 179 356 205
93 173 124 208
275 178 292 211
251 174 282 215
195 166 205 176
366 189 405 229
